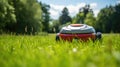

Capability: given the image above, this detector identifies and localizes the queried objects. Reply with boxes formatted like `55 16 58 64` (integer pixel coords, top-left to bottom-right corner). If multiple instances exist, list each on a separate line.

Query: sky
38 0 120 19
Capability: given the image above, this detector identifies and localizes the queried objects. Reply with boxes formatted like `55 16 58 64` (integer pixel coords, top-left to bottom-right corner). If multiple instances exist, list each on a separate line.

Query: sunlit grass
0 34 120 67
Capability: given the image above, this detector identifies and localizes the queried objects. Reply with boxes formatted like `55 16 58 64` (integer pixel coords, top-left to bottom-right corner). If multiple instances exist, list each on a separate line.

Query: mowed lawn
0 34 120 67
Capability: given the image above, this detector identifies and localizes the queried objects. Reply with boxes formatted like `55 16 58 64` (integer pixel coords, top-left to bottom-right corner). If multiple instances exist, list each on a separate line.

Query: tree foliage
40 2 50 32
84 12 96 27
13 0 42 34
112 4 120 32
0 0 52 34
0 0 43 34
59 7 72 25
96 4 120 33
49 20 60 33
0 0 16 33
73 5 93 24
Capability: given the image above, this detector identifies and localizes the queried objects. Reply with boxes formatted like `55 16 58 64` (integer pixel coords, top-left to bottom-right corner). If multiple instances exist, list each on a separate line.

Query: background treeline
51 4 120 33
0 0 120 35
0 0 50 35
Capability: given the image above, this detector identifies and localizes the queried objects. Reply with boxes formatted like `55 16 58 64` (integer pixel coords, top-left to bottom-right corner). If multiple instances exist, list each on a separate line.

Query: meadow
0 34 120 67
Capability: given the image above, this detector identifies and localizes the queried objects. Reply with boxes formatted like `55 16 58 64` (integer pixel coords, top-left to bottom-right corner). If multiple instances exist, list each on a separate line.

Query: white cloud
94 10 100 17
90 3 97 9
50 4 65 11
49 10 58 16
49 3 98 19
117 0 120 3
90 3 99 17
67 3 86 16
50 4 65 19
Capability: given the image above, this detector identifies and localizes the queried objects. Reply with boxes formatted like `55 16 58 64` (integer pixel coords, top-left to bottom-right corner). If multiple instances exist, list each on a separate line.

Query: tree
0 0 16 33
40 2 50 32
95 4 120 33
73 4 93 24
96 6 115 33
12 0 42 34
72 12 84 24
51 20 60 33
84 12 96 27
59 7 72 25
112 4 120 32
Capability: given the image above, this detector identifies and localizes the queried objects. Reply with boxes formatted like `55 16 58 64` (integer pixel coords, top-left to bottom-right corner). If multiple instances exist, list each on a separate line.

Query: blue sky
38 0 120 19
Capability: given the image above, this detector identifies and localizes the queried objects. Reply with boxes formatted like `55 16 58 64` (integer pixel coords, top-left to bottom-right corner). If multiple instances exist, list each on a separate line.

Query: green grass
0 34 120 67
